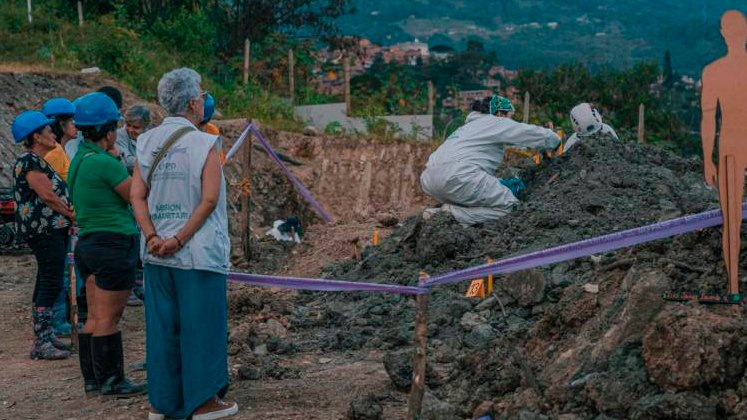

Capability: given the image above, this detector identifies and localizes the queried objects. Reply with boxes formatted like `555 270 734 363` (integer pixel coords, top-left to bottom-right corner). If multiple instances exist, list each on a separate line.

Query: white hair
124 104 151 126
157 68 202 116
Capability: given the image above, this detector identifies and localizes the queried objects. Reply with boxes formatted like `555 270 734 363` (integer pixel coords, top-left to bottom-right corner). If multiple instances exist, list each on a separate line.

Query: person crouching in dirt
68 92 147 398
11 110 75 360
131 67 237 420
420 95 560 225
564 103 619 152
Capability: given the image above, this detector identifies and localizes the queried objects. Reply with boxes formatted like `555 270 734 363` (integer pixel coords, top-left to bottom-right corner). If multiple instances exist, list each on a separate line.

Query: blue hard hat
202 93 215 124
11 111 55 144
73 92 122 127
42 97 76 118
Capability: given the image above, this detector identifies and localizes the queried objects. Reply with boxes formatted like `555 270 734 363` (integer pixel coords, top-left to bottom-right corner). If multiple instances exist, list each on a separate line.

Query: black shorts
75 232 139 291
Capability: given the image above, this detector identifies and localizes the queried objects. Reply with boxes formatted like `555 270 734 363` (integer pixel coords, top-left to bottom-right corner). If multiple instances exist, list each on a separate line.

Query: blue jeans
144 264 229 418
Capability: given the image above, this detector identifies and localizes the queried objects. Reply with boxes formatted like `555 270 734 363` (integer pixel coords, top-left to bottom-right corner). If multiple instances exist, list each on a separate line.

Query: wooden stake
77 1 84 27
344 56 351 116
243 38 251 85
487 258 494 293
427 81 435 115
372 227 380 246
637 103 645 143
406 274 429 420
68 248 78 349
241 126 253 259
523 91 530 123
288 49 295 105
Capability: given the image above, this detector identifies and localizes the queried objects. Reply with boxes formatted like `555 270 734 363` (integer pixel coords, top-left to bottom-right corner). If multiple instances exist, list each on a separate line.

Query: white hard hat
570 103 603 136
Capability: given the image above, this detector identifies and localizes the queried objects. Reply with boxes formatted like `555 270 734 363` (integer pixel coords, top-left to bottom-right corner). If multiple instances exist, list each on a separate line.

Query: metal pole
523 91 530 123
27 0 33 24
288 49 295 105
243 38 250 85
77 1 84 26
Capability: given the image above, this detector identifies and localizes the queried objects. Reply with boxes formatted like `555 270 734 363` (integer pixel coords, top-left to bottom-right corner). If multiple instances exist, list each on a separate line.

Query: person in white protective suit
420 95 560 225
564 103 619 151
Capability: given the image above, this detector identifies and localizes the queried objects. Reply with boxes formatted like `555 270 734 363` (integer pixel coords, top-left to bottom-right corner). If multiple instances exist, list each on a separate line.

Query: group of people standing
11 68 237 420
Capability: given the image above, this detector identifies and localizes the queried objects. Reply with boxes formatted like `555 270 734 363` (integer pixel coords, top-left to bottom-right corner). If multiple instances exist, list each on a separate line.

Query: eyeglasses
199 90 208 98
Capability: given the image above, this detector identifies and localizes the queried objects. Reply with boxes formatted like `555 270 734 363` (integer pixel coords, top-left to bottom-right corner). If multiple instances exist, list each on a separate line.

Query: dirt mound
293 138 747 418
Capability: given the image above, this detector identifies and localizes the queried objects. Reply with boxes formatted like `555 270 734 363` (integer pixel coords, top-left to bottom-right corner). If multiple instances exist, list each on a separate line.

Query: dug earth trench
287 138 747 419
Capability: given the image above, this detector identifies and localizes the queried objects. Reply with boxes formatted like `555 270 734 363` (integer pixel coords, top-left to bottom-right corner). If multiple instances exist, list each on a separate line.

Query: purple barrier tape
250 126 334 224
224 122 252 163
228 272 427 295
425 203 743 287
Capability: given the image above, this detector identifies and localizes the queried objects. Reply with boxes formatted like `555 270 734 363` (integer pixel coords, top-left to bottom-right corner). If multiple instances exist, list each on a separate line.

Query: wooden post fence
288 49 295 105
637 103 645 143
523 91 530 123
427 81 434 115
243 38 251 85
406 274 430 419
344 56 351 116
77 1 84 26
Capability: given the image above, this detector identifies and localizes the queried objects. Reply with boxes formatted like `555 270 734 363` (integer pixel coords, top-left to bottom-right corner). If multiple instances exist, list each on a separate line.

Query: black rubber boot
78 333 99 397
91 332 147 398
77 295 88 324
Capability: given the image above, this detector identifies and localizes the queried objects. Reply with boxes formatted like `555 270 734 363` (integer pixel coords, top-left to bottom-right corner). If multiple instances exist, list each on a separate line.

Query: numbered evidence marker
700 10 747 296
465 279 486 298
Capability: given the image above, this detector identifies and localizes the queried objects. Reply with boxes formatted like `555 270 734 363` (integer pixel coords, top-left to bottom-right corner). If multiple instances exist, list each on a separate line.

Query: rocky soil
287 138 747 419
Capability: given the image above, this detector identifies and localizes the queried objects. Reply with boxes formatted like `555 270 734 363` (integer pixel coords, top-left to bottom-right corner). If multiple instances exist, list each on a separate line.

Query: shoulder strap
146 126 195 186
67 151 97 197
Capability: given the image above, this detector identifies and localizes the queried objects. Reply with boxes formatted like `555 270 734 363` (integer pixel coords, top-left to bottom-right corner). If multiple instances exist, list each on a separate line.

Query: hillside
339 0 747 74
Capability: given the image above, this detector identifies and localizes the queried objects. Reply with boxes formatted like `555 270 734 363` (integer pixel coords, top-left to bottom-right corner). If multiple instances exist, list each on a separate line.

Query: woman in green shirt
69 92 146 398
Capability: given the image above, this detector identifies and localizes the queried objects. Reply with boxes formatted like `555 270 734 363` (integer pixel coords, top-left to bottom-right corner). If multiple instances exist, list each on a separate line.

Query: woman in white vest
130 68 237 420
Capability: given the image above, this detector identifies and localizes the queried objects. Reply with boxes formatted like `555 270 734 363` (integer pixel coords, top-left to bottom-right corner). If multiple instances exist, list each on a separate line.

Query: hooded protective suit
564 124 618 151
421 111 560 225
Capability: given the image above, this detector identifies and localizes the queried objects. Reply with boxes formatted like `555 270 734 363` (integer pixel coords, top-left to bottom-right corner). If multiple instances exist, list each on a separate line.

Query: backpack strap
146 126 195 187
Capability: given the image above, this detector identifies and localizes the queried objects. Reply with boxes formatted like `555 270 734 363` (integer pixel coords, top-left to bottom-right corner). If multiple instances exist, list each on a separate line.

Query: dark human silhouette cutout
701 10 747 295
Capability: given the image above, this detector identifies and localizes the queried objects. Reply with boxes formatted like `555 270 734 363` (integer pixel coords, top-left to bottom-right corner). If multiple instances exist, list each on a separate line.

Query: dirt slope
290 137 747 419
0 70 161 186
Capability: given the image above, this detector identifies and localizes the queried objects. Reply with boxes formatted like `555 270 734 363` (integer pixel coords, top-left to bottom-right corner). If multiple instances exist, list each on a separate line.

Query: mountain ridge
338 0 747 74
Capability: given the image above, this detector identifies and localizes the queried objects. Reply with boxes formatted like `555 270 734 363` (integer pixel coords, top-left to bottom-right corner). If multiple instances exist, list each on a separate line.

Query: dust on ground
0 253 406 420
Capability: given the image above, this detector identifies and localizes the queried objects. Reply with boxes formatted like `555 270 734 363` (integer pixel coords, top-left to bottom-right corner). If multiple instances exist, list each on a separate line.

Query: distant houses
440 66 520 111
312 37 522 113
430 45 456 61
